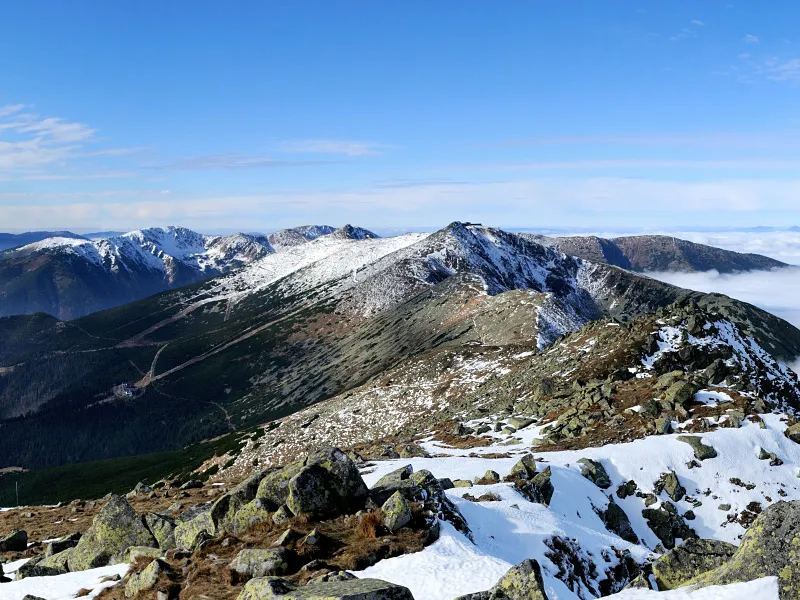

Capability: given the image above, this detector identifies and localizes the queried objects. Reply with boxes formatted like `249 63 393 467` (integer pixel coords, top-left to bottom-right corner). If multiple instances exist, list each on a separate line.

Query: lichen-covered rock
677 435 718 460
641 503 697 550
144 513 176 550
690 500 800 599
455 558 548 600
664 381 696 406
173 508 214 550
238 576 414 600
211 469 269 535
577 458 611 489
229 548 290 580
44 532 81 557
124 558 168 598
382 491 412 533
68 495 157 571
230 498 273 535
17 549 73 579
785 423 800 444
516 466 554 506
256 448 367 517
126 546 163 562
652 538 737 590
0 529 27 552
477 470 501 484
600 502 638 544
654 472 686 502
272 504 294 525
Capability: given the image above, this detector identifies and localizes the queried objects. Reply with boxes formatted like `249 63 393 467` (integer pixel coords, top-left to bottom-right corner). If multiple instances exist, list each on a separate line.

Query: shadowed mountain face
526 233 787 273
0 222 798 471
0 225 369 320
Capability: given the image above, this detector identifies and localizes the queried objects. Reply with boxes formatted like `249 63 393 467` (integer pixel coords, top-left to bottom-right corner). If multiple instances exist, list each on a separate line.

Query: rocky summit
1 223 800 600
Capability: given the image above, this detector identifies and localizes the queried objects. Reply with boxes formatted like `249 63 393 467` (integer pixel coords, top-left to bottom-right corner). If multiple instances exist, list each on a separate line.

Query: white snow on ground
0 563 127 600
694 390 734 406
1 558 30 580
607 577 778 599
353 413 800 600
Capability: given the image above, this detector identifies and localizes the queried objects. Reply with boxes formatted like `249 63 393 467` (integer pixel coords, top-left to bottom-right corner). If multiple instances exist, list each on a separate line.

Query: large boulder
229 548 290 581
174 508 214 550
230 498 273 535
652 538 737 590
256 448 368 518
577 459 611 489
690 500 800 599
238 576 415 600
455 558 549 600
68 495 157 571
0 529 27 552
210 469 270 535
17 549 73 579
143 513 176 550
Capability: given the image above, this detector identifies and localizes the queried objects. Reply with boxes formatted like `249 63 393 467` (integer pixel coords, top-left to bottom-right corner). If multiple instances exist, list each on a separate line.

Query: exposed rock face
515 467 554 506
690 500 800 599
654 472 686 502
68 495 157 571
577 459 611 489
641 502 696 550
237 576 415 600
454 559 549 600
0 529 27 552
229 548 291 580
652 538 737 590
600 502 638 544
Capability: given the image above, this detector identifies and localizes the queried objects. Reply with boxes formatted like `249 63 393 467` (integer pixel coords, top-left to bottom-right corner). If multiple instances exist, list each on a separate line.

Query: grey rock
577 458 611 489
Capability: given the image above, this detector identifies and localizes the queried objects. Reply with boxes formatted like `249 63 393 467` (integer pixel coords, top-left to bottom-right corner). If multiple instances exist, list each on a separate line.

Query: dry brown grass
75 588 92 597
356 510 383 539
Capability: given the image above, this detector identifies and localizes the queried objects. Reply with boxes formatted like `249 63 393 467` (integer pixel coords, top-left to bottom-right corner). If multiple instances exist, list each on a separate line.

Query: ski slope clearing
352 413 800 599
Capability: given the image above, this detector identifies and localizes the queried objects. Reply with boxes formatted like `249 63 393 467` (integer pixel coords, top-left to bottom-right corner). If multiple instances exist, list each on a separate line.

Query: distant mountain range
0 224 376 319
0 231 87 252
1 221 798 470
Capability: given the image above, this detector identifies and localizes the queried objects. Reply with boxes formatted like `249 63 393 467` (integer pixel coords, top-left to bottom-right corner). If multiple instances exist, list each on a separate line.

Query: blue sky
2 1 800 232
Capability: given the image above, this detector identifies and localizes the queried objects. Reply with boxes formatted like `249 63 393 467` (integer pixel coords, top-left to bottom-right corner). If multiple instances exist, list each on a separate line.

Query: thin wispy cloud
0 103 140 175
691 19 705 26
148 153 339 171
279 139 393 156
743 34 760 43
468 158 800 171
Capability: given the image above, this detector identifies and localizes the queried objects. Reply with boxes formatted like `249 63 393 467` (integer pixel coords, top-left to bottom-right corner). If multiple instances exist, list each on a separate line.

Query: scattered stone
452 480 473 488
476 470 501 484
381 491 412 533
718 504 732 511
616 480 638 499
507 454 537 481
577 458 611 489
180 480 203 490
272 529 301 547
642 502 697 549
677 435 718 460
600 502 638 544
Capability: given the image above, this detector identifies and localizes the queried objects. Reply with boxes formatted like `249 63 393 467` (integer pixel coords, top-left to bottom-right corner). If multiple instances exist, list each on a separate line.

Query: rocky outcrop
515 467 554 506
454 558 549 600
68 495 158 572
237 576 415 600
641 502 696 549
690 501 800 599
652 538 737 590
577 459 611 489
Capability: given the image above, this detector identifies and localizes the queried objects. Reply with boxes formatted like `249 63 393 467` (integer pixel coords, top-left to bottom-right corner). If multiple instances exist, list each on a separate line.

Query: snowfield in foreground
354 413 800 600
0 562 128 600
